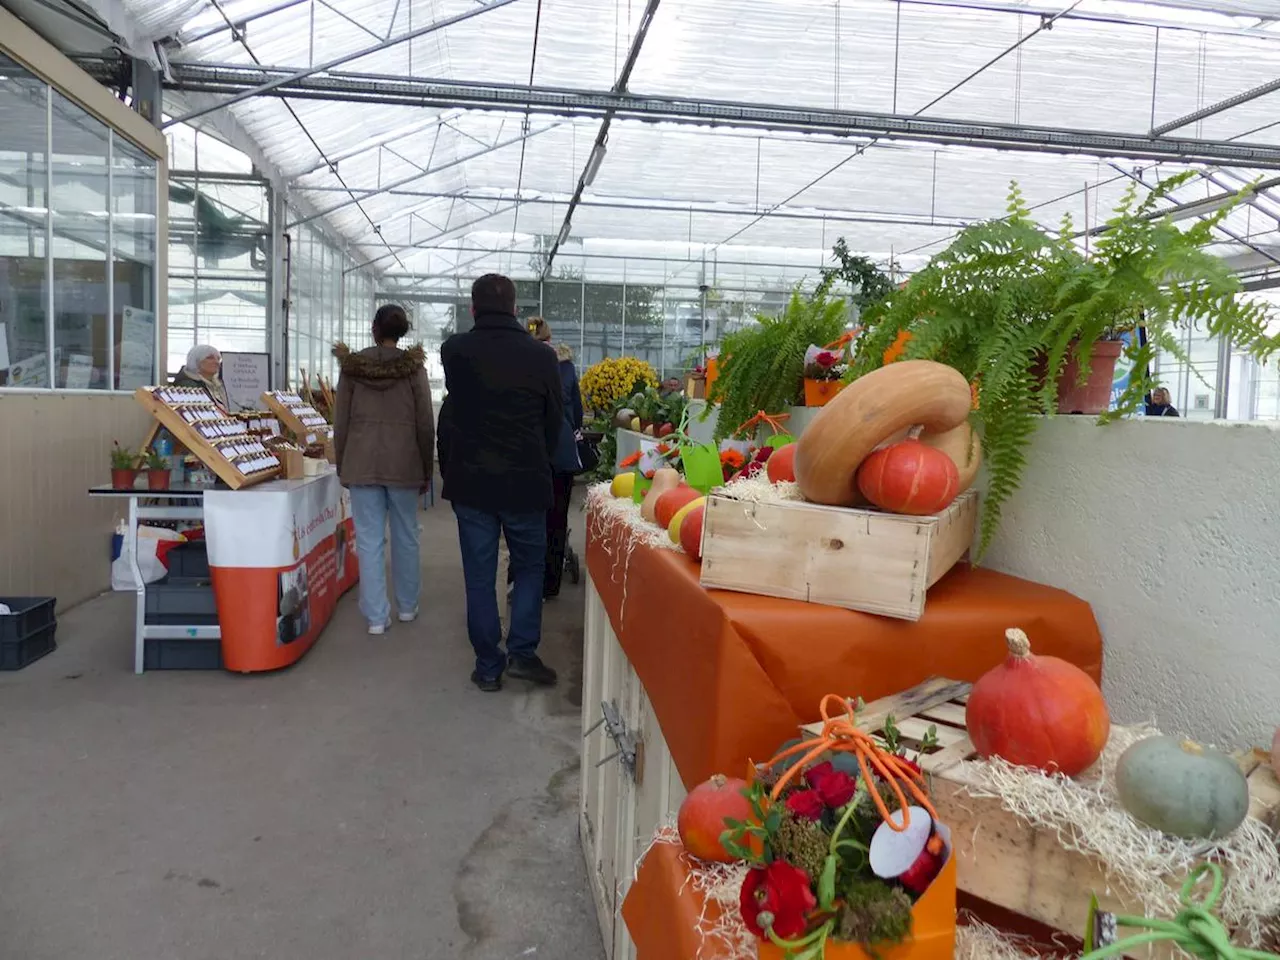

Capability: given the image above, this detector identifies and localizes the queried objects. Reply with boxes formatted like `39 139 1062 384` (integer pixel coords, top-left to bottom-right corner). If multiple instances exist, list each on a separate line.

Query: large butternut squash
794 361 973 506
640 467 681 525
920 421 982 494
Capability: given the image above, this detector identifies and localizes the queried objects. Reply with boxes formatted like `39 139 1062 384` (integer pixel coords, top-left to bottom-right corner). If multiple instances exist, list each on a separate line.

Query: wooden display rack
134 388 281 490
802 678 1280 945
262 390 331 446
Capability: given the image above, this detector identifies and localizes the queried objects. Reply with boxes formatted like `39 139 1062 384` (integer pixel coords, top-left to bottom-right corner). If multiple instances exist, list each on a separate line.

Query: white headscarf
184 344 220 381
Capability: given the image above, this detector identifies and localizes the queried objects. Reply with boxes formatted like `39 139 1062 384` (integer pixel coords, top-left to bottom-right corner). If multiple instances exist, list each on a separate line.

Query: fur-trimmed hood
553 342 574 364
333 342 426 390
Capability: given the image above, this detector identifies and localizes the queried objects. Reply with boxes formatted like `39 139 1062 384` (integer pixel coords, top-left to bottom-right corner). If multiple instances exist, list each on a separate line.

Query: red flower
897 754 922 776
740 861 817 940
719 449 746 469
784 789 825 821
619 451 641 468
805 762 858 808
815 350 841 368
755 445 775 463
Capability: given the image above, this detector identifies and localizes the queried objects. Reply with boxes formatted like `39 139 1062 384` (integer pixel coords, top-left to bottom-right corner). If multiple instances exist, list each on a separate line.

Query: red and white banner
204 472 358 672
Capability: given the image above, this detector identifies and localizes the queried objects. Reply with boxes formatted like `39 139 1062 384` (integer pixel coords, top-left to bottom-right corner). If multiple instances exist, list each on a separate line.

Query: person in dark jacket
332 305 435 636
1144 386 1180 417
530 318 583 599
438 275 563 692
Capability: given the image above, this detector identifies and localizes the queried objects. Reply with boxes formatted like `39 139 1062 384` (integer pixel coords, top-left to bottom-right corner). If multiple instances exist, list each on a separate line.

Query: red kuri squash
856 437 960 515
677 773 752 862
766 443 798 483
966 628 1110 777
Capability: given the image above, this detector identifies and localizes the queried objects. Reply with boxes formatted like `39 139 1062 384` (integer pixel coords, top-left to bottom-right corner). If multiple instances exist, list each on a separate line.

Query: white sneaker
398 606 419 623
368 621 390 636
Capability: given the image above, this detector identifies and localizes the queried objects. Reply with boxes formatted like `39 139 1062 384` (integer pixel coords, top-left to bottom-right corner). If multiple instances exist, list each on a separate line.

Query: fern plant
852 175 1280 558
709 286 849 441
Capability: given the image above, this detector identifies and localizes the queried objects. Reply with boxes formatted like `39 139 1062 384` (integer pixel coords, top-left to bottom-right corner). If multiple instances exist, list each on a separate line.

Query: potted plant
110 443 139 489
144 448 172 491
851 175 1280 557
709 287 849 441
803 345 849 407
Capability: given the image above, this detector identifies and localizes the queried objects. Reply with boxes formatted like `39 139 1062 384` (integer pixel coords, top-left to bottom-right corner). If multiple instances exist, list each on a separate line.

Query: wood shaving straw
962 723 1280 948
718 473 804 504
585 482 681 629
639 829 1039 959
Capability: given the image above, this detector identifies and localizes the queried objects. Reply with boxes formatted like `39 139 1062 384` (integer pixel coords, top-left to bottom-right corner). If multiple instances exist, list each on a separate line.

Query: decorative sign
118 306 155 389
221 351 271 412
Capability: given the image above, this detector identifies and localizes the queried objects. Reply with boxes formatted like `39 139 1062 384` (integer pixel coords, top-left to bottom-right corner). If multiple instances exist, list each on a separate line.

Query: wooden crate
134 388 281 490
699 489 978 621
802 678 1280 941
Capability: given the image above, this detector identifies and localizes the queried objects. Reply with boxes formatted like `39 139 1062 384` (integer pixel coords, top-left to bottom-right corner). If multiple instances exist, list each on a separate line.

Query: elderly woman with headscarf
173 344 229 411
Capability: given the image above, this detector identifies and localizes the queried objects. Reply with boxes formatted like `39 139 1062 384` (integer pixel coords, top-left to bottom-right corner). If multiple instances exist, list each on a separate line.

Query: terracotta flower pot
1033 340 1125 415
147 469 172 491
804 378 845 407
111 468 138 489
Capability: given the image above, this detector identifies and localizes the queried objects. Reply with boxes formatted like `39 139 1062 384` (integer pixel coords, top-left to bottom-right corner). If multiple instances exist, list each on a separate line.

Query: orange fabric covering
586 507 1103 789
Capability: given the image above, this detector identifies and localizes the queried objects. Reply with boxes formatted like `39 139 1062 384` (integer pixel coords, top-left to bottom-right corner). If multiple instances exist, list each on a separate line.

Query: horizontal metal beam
163 0 523 128
178 0 312 46
108 60 1280 169
897 0 1280 39
1152 75 1280 137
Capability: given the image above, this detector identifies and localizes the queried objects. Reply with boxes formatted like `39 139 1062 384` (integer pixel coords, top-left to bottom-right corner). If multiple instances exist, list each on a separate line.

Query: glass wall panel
542 279 584 364
0 55 49 387
113 136 158 389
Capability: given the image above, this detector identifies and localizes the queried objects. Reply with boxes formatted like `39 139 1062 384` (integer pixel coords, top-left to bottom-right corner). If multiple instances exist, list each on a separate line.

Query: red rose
784 789 825 821
805 761 857 808
815 351 840 368
756 445 775 463
897 754 922 776
740 861 817 940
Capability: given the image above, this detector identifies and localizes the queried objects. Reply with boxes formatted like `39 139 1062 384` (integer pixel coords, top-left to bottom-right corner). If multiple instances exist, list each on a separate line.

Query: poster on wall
221 352 271 411
7 350 56 388
118 306 155 389
1109 327 1148 415
65 354 94 390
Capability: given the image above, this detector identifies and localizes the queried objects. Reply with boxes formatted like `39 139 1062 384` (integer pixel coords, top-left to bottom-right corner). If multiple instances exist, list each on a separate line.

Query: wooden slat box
802 678 1280 944
699 490 978 621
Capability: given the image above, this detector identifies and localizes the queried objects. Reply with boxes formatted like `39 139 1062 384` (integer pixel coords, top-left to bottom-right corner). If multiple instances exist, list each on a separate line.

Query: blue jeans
349 485 421 627
453 504 546 680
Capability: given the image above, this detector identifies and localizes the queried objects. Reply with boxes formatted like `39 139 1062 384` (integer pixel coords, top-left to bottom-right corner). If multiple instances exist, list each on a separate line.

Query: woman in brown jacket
332 305 435 635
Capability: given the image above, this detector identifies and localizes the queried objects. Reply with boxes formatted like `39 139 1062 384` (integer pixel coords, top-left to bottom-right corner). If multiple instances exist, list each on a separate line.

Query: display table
581 504 1103 960
92 472 357 674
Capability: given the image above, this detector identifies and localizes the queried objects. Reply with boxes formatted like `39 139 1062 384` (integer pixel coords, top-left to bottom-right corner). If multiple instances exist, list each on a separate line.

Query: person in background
1145 387 1180 417
529 317 583 600
438 275 563 693
173 344 229 410
332 304 435 636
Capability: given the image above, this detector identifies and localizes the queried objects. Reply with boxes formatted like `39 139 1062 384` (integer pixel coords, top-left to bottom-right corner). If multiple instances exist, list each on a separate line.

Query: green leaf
765 808 783 834
766 433 794 448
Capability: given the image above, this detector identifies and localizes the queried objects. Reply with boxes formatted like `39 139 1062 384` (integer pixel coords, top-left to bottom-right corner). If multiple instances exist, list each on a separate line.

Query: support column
130 59 162 125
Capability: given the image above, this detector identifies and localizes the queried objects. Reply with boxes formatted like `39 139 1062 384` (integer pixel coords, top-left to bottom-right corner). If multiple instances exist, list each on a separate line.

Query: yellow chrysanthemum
581 356 659 413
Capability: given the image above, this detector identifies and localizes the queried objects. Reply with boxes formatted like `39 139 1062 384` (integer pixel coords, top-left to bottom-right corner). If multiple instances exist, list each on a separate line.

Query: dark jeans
544 473 574 596
453 503 547 680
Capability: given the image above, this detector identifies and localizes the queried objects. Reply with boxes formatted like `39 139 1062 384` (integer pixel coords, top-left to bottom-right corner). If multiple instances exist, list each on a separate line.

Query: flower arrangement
580 356 659 416
717 697 954 959
805 350 847 382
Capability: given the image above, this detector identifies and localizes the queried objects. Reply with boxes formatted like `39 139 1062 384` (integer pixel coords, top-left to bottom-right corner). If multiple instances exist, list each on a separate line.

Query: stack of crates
144 541 223 669
0 597 57 670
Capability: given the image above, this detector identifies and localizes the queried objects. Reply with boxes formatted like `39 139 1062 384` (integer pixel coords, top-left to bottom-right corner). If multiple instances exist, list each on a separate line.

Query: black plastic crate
144 636 222 670
144 582 219 626
0 597 56 642
1 623 57 670
165 542 210 582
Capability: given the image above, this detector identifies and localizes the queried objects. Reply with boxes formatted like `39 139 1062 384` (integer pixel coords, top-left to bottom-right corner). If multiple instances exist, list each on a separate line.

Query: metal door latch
585 700 644 784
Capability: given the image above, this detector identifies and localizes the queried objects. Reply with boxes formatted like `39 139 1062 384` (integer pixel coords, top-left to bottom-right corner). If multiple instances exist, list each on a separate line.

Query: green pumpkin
1115 736 1249 840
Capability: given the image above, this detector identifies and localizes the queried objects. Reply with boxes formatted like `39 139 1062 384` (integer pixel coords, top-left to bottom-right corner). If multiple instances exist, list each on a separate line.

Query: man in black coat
437 274 564 692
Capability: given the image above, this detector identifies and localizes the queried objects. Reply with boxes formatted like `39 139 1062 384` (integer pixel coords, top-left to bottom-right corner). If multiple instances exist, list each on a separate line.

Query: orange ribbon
734 409 791 439
762 694 937 832
822 328 862 352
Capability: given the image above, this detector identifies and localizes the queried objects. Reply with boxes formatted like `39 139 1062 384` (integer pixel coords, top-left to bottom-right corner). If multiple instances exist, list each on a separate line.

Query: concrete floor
0 501 604 960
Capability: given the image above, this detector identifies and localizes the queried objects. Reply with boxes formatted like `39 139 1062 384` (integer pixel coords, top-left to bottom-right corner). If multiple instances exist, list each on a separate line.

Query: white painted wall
983 416 1280 749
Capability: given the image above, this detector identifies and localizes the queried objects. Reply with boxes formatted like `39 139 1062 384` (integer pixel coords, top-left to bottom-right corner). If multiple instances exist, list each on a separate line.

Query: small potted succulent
144 448 172 491
110 443 139 489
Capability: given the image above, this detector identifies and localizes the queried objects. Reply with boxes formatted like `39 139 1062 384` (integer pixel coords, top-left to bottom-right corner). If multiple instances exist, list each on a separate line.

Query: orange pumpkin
653 484 699 529
966 628 1110 777
677 773 752 862
679 503 706 560
856 437 960 515
766 443 797 483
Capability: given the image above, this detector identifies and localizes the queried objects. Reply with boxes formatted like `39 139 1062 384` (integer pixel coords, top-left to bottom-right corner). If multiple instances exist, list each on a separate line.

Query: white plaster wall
983 417 1280 749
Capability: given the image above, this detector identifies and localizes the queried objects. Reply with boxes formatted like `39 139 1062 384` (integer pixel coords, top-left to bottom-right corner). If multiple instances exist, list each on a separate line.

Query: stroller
562 429 605 587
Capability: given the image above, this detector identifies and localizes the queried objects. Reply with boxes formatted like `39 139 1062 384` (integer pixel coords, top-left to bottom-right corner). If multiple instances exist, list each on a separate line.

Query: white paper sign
118 306 155 389
221 351 271 411
8 352 50 387
64 353 93 389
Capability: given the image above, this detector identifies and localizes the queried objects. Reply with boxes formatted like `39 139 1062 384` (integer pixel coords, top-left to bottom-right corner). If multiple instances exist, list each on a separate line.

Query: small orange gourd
965 627 1110 777
677 773 752 862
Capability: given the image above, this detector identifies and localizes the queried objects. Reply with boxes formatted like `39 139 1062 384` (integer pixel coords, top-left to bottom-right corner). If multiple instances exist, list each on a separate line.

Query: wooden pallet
134 388 281 490
802 677 1280 941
